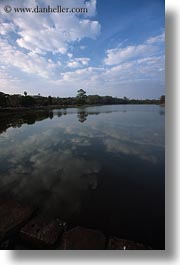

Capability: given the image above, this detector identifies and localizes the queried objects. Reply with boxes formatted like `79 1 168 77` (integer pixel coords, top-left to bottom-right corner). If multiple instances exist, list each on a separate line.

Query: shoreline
0 103 164 115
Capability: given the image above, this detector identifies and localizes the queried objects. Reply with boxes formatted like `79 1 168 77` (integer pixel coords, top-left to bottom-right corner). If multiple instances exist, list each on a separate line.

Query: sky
0 0 165 98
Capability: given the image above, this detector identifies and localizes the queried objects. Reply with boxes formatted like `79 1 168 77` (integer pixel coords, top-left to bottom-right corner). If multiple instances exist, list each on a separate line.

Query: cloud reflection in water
0 105 164 220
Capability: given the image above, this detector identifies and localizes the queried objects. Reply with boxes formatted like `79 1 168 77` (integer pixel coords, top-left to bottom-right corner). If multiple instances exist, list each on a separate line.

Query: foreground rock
0 198 33 242
107 237 150 250
59 226 106 250
20 216 65 249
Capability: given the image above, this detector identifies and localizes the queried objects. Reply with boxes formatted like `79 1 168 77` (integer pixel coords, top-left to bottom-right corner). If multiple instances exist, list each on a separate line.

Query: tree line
0 90 165 108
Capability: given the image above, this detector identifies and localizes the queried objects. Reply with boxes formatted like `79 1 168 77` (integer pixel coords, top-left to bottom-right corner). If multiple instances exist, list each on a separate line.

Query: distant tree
48 96 52 105
123 96 129 104
159 95 165 105
24 91 27 97
76 89 87 105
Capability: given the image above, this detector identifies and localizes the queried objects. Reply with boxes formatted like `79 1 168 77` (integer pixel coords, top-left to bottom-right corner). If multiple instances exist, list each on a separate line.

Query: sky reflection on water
0 105 165 249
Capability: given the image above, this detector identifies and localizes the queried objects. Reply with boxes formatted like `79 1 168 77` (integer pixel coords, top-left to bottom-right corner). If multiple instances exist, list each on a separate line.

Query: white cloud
0 0 100 55
67 61 80 69
47 44 164 96
0 39 57 78
0 22 16 35
67 53 73 58
15 18 100 55
104 33 164 66
80 45 86 50
0 67 21 91
67 57 90 68
0 127 100 212
60 67 104 84
146 32 165 44
0 0 100 85
0 0 164 99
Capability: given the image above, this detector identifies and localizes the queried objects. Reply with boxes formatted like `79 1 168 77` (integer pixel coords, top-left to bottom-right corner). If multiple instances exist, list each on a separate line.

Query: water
0 105 165 249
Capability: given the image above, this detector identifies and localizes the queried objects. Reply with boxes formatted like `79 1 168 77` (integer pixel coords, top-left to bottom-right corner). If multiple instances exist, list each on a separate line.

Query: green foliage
76 89 87 105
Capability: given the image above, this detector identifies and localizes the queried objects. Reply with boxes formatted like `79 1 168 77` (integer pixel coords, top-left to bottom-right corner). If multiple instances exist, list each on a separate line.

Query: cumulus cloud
0 0 164 98
0 0 100 81
0 0 100 55
0 39 57 78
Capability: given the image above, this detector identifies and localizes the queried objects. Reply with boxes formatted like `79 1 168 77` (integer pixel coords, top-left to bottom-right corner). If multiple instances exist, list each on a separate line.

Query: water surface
0 105 165 249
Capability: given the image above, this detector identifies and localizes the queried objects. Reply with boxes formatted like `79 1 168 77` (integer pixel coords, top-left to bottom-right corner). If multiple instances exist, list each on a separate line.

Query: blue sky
0 0 165 98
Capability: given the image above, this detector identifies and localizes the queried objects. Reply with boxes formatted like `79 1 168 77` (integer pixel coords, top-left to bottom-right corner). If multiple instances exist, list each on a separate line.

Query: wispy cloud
104 33 164 66
146 32 165 44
